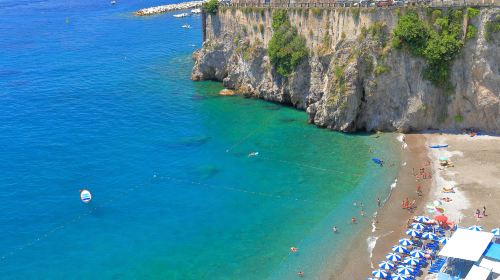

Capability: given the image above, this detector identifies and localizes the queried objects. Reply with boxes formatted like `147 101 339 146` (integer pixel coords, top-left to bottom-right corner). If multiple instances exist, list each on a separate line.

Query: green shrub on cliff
393 10 464 87
202 0 219 14
485 15 500 41
268 10 308 76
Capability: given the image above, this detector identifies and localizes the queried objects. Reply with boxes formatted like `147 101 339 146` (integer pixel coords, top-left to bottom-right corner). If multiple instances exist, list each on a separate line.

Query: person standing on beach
377 197 381 208
483 206 487 217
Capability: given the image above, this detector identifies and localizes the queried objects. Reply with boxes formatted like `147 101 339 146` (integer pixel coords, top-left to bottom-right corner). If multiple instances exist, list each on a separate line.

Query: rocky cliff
192 7 500 133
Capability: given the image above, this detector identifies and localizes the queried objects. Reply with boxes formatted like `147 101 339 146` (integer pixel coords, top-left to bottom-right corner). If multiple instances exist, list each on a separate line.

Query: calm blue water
0 1 401 278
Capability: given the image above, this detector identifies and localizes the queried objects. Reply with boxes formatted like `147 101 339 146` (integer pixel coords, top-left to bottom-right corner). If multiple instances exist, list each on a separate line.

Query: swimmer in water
248 152 259 157
332 226 338 233
290 247 298 253
351 217 357 224
297 271 304 277
360 210 366 216
353 201 357 207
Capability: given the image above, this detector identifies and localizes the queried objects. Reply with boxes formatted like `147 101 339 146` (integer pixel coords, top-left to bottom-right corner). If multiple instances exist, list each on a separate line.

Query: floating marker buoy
80 189 92 203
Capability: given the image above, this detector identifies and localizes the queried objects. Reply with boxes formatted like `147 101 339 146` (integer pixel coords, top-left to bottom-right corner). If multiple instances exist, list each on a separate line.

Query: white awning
464 265 490 280
439 228 494 262
479 256 500 274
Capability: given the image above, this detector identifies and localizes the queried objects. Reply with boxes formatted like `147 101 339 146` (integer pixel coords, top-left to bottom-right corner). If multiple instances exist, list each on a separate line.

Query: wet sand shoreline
330 134 432 279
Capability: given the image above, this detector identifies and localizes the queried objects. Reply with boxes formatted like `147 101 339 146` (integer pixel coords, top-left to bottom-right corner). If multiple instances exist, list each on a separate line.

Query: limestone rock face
192 8 500 133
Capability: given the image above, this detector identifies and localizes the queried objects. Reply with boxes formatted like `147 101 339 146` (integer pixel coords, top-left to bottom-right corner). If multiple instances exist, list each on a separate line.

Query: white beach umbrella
468 225 483 231
415 216 430 223
386 253 402 262
439 237 449 244
372 269 388 278
492 228 500 236
421 232 437 240
397 266 414 275
406 229 421 237
411 223 425 230
379 261 395 270
391 274 408 280
392 245 409 254
399 238 413 246
404 256 420 266
410 250 425 258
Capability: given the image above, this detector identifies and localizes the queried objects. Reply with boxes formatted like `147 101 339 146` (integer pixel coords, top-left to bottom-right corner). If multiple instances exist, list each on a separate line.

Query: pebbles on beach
135 1 205 16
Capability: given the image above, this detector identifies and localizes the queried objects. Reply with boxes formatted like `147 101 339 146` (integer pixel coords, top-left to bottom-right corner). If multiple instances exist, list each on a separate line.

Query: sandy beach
331 133 500 279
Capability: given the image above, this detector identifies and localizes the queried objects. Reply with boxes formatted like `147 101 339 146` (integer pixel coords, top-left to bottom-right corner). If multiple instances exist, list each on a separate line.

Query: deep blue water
0 1 401 278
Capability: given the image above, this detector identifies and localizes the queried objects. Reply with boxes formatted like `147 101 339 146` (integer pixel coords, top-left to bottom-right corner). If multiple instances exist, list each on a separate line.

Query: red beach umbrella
435 215 448 224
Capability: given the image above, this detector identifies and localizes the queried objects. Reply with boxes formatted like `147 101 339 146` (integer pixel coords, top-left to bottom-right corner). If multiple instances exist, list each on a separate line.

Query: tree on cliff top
202 0 219 14
392 10 464 87
268 10 308 77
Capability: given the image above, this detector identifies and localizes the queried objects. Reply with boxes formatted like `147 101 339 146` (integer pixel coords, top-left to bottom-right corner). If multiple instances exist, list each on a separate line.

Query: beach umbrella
386 253 402 262
415 216 430 223
410 250 425 258
379 261 395 270
399 238 413 246
434 215 448 224
406 229 421 238
421 232 437 240
411 223 425 230
439 237 449 244
397 266 414 275
404 257 420 266
392 245 409 254
372 269 388 278
391 274 408 280
492 228 500 236
468 225 483 231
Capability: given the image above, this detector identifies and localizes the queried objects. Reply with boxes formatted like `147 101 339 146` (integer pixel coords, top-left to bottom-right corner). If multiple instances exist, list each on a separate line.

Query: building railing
221 0 499 8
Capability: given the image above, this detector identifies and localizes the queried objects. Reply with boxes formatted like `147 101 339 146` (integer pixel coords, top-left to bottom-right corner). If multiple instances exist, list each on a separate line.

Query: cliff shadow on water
192 6 500 134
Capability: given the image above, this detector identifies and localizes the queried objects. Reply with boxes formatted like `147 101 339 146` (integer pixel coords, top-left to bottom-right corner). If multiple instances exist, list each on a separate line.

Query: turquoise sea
0 0 401 278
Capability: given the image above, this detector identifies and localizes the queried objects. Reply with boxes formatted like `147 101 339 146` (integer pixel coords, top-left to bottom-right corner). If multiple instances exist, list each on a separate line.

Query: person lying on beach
441 197 452 202
441 187 455 193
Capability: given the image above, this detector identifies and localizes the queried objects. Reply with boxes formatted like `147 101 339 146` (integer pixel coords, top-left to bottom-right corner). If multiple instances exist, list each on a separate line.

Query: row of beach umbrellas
369 215 500 279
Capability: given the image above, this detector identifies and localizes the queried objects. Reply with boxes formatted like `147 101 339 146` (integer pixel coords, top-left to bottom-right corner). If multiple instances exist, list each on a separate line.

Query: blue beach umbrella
391 274 408 280
468 225 483 231
439 237 449 244
379 261 395 270
404 257 420 266
397 266 414 275
406 229 421 238
392 245 409 254
399 238 413 246
415 216 430 223
372 269 388 278
386 252 402 262
410 250 425 258
411 223 425 230
421 232 437 240
492 228 500 236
